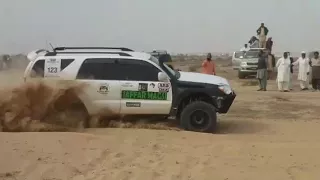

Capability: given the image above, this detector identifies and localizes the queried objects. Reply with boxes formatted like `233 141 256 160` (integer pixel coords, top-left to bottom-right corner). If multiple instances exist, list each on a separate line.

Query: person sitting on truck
266 37 273 52
240 44 250 52
202 53 216 75
248 36 259 48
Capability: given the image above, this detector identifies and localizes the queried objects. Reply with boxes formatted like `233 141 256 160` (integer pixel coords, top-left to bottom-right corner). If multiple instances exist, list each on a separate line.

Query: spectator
248 36 259 48
266 37 273 52
240 44 250 52
256 50 268 91
276 52 291 92
256 23 269 48
310 51 320 91
267 50 276 79
201 53 216 75
287 52 294 90
292 51 310 90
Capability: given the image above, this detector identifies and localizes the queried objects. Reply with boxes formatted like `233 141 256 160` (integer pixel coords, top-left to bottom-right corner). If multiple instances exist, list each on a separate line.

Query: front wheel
238 71 246 79
180 101 217 133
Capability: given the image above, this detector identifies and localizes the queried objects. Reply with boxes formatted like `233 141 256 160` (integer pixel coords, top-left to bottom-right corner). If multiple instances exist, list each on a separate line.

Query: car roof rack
45 51 132 56
53 47 134 52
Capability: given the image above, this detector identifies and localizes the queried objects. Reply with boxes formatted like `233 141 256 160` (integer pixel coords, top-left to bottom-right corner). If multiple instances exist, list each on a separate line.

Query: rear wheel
44 103 89 129
180 101 217 133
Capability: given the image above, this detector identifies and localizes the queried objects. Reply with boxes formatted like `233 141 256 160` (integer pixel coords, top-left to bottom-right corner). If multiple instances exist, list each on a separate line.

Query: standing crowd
246 22 320 92
201 22 320 92
257 50 320 92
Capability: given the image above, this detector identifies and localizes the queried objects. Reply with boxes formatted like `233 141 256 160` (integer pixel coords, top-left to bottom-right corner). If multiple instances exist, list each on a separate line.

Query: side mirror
158 72 169 82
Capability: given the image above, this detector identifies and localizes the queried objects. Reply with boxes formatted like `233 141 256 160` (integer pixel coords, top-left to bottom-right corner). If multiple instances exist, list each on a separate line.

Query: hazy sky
1 0 319 54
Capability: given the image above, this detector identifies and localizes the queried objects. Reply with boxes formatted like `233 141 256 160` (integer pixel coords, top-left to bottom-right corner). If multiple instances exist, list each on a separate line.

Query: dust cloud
0 80 91 132
0 70 178 132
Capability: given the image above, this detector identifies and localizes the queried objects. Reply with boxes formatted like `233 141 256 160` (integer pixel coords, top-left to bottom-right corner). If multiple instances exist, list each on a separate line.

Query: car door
76 58 121 115
117 59 173 115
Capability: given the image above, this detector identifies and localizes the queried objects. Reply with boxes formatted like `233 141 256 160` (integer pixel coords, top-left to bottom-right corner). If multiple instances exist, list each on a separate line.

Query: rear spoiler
27 49 49 61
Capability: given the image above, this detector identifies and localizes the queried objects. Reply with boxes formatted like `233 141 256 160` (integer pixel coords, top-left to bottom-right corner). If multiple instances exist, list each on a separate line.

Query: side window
118 59 161 81
61 59 74 70
76 58 120 80
31 59 45 77
30 59 74 78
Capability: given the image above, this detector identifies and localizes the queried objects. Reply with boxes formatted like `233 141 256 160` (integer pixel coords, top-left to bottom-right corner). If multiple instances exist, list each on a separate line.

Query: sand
1 61 320 180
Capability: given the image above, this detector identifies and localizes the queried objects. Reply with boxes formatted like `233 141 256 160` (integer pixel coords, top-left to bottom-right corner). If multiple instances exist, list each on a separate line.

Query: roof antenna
49 43 54 51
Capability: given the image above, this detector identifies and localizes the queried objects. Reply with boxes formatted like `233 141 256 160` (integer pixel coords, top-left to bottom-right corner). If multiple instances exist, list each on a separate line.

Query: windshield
235 51 244 58
244 51 260 58
149 55 177 77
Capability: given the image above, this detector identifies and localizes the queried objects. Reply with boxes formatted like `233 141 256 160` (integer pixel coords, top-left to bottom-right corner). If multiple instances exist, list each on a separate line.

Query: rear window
30 58 74 77
76 58 120 80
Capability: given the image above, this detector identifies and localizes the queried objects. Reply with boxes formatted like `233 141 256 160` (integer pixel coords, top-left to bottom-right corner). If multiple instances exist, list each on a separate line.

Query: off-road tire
180 101 217 133
238 71 246 79
44 103 89 129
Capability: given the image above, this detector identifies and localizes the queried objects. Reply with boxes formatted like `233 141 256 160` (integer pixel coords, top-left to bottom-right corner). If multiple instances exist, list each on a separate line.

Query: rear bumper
217 91 236 113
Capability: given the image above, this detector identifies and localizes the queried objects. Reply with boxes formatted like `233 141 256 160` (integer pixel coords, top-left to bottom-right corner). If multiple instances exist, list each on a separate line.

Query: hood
178 71 229 86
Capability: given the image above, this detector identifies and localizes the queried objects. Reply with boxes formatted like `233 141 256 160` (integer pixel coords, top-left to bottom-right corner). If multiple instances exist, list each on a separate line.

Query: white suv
24 47 236 133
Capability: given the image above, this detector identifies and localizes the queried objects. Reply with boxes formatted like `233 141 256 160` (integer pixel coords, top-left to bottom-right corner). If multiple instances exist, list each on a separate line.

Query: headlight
218 84 232 94
240 62 247 66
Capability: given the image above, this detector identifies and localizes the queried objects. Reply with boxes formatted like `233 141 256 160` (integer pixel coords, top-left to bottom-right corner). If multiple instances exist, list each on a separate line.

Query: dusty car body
232 51 245 70
237 48 268 79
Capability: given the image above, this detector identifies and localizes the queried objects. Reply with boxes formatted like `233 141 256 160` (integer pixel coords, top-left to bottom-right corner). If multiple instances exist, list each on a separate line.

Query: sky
0 0 319 55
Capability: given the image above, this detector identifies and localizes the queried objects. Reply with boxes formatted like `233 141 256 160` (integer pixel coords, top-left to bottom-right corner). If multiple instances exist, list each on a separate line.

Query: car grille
247 67 257 70
247 62 258 65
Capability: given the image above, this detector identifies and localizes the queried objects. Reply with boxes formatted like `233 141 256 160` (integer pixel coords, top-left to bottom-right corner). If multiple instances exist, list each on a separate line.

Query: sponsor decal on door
121 90 167 100
97 83 109 94
158 82 171 92
138 83 148 91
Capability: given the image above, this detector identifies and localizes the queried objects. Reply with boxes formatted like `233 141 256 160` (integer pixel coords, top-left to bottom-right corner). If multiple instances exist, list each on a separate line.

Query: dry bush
241 80 259 86
188 64 201 72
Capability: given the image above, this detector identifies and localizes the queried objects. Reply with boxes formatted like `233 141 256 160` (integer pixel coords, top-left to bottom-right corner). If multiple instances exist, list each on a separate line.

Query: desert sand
1 59 320 180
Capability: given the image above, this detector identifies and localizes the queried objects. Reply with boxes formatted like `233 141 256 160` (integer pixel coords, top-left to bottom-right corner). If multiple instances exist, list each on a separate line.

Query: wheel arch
175 91 217 118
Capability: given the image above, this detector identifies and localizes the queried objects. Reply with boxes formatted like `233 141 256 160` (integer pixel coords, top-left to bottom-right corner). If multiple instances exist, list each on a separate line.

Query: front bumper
239 67 258 73
217 91 236 113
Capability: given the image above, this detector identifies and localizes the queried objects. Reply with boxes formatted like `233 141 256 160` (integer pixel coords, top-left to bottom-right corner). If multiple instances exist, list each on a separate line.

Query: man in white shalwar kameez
276 52 291 92
292 51 310 90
